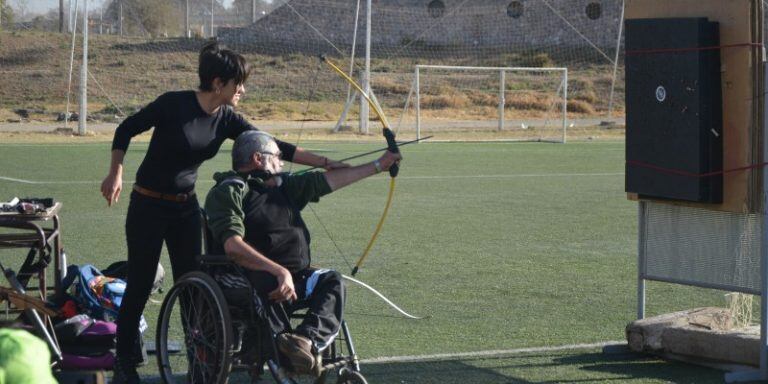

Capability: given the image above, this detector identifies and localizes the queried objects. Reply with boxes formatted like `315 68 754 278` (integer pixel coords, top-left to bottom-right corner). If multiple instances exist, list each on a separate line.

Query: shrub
567 100 596 114
506 93 550 111
422 94 469 109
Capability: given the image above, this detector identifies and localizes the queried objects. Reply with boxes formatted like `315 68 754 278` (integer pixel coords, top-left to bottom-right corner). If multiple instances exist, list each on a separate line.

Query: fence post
59 0 64 32
185 0 190 38
78 0 88 136
498 70 505 131
210 0 215 37
562 69 568 144
360 0 371 134
415 66 420 142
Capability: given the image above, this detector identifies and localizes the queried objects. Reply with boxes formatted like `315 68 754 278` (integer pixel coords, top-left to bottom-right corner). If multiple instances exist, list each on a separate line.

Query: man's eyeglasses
261 151 282 159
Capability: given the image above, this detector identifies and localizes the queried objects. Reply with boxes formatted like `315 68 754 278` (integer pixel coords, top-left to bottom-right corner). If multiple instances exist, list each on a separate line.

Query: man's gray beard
263 163 283 186
264 161 279 175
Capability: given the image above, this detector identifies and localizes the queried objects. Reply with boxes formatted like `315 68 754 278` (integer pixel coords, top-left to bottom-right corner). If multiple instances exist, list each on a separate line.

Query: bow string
319 55 401 276
281 3 425 319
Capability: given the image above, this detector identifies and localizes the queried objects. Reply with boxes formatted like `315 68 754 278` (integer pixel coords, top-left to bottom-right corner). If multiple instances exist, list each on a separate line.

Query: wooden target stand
625 0 768 382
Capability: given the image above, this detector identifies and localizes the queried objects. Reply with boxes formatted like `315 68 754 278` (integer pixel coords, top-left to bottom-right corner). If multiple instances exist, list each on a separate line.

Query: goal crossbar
416 65 568 73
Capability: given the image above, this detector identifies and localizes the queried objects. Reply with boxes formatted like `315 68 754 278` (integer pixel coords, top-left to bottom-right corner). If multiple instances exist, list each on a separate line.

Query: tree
230 0 267 21
229 0 284 24
15 0 28 21
104 0 183 36
0 0 16 30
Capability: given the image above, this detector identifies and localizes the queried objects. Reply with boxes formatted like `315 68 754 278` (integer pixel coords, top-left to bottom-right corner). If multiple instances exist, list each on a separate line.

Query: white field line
400 172 623 180
360 340 626 364
138 340 627 382
0 172 624 185
0 176 38 184
0 176 137 184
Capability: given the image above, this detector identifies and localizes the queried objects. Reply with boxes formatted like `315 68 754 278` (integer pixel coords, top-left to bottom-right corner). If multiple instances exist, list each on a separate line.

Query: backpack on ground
62 264 147 332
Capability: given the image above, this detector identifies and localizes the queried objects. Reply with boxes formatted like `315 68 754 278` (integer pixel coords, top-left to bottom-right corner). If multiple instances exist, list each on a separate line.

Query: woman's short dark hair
198 40 250 91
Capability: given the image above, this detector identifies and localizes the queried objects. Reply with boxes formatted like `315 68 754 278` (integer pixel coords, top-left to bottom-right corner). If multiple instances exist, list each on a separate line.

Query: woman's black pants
115 191 202 364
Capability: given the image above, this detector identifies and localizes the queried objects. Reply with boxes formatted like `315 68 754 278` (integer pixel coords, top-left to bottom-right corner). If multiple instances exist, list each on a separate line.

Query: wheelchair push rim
335 368 368 384
156 271 233 384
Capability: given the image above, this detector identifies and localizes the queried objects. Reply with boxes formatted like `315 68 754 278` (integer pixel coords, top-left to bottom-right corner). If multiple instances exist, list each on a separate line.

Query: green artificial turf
0 141 732 382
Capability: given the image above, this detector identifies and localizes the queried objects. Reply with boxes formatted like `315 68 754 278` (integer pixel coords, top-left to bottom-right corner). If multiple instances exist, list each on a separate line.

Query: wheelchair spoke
156 271 239 384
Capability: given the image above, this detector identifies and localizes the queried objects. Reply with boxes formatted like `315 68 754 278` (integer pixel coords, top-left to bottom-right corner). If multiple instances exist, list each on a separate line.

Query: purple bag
59 353 115 370
55 314 116 350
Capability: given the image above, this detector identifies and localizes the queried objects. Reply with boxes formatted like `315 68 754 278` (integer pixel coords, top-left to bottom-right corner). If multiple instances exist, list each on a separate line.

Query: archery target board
625 0 763 214
625 17 723 204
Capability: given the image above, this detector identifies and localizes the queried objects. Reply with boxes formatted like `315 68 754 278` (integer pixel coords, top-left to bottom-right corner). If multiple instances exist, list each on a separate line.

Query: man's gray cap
232 130 275 170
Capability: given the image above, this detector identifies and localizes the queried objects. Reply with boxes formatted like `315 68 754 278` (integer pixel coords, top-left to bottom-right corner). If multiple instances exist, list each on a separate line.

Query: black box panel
625 18 723 203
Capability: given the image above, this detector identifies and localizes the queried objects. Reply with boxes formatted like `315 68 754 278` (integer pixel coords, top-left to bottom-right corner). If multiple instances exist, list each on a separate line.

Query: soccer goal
412 65 568 143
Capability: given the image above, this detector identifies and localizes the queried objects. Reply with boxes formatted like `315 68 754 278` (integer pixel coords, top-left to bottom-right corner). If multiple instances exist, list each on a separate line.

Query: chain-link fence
1 0 625 140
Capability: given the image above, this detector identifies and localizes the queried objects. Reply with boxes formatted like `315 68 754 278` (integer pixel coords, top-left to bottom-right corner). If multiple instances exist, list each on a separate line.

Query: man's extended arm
292 147 349 170
283 150 402 209
324 151 401 191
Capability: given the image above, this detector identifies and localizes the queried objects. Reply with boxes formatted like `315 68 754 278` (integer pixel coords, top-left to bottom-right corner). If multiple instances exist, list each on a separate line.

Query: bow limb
321 55 391 129
321 56 400 276
342 274 425 319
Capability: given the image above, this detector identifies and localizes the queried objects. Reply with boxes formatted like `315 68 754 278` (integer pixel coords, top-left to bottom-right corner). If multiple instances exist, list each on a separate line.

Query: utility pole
68 0 75 32
185 0 190 38
118 0 123 36
360 0 371 134
79 0 88 136
59 0 64 32
252 0 257 23
210 0 214 37
99 7 102 34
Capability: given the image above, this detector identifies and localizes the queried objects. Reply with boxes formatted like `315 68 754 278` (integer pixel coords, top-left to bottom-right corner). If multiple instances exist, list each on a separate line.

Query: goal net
409 65 567 143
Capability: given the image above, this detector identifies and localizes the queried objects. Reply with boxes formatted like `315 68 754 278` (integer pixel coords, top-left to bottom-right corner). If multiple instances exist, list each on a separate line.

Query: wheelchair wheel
156 271 233 384
336 368 368 384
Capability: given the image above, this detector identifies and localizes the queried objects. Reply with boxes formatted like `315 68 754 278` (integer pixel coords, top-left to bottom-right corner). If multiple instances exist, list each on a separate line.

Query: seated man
204 130 401 375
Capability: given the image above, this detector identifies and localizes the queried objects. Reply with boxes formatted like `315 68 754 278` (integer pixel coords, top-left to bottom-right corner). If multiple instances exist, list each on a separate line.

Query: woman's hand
100 172 123 207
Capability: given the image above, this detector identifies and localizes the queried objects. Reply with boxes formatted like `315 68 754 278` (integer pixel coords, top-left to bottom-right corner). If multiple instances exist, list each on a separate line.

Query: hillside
0 31 623 125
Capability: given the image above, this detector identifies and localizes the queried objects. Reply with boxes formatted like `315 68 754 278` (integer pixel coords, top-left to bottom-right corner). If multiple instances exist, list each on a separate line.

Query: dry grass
467 91 498 107
0 31 621 124
421 94 470 109
506 93 552 112
0 124 625 144
0 130 143 143
567 100 596 114
371 77 410 96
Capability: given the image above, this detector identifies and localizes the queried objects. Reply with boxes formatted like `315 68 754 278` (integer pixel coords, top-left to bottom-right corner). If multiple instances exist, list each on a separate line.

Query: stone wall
219 0 624 57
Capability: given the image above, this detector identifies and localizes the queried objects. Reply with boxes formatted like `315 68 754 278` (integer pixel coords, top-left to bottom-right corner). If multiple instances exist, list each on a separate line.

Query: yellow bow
321 56 400 276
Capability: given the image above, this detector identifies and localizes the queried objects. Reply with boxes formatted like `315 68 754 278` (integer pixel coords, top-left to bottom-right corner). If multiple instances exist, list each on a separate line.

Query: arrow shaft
296 136 432 175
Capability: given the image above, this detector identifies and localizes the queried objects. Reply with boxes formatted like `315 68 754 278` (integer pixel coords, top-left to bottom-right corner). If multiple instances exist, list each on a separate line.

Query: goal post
414 65 568 143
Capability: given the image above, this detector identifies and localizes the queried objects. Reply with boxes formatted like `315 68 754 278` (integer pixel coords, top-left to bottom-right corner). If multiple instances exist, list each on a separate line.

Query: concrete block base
626 307 760 367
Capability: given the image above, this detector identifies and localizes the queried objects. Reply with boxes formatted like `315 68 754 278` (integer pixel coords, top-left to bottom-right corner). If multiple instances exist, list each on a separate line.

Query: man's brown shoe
277 333 318 375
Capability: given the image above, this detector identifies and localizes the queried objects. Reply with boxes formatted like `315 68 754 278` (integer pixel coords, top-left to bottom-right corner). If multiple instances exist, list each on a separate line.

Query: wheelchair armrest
196 254 232 265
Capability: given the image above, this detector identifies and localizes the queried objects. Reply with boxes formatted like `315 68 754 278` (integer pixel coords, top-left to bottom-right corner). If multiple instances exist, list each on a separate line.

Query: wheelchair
155 213 368 384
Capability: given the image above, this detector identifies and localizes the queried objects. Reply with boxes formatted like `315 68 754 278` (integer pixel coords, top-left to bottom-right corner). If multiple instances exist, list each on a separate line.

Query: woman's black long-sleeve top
111 90 296 194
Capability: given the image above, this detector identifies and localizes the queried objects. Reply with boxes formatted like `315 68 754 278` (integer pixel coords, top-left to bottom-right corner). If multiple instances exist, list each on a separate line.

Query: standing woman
100 41 346 384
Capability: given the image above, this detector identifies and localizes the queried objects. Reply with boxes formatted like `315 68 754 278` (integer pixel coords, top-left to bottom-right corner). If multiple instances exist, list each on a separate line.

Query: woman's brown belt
133 185 195 203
